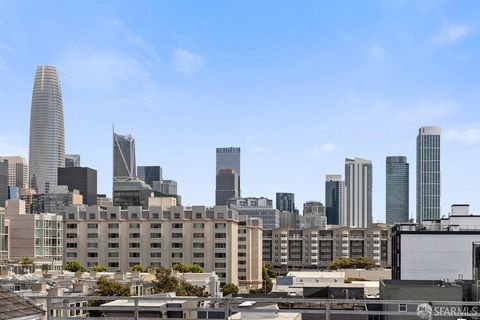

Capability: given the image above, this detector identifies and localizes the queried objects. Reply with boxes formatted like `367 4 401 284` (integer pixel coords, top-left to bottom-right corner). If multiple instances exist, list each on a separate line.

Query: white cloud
172 48 203 77
370 44 387 59
432 23 473 45
445 127 480 145
307 143 336 158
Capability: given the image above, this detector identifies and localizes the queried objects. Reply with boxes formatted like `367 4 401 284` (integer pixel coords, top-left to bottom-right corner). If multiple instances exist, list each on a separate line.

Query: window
152 213 159 219
87 233 98 238
110 213 117 219
108 252 119 258
172 223 183 229
108 262 119 268
150 223 161 229
108 223 119 229
215 262 226 268
172 233 183 239
67 224 77 229
238 245 246 249
174 213 181 219
193 223 204 228
215 233 226 239
151 252 161 258
172 252 183 258
151 243 161 248
87 262 98 267
193 233 204 239
67 233 77 239
87 223 98 229
399 304 407 312
150 233 161 238
217 213 224 219
108 233 119 239
129 233 140 239
129 252 140 258
129 223 140 229
172 243 183 249
87 243 98 248
66 243 77 248
87 252 98 258
215 252 226 258
131 213 138 219
215 223 226 229
89 213 96 219
129 242 140 248
195 213 202 219
108 242 119 248
66 252 77 258
238 252 246 257
238 237 246 242
193 242 204 249
68 214 75 220
193 252 204 258
215 243 226 249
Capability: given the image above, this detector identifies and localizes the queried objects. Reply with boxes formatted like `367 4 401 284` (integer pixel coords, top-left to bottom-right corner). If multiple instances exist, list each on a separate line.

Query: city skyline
1 1 480 222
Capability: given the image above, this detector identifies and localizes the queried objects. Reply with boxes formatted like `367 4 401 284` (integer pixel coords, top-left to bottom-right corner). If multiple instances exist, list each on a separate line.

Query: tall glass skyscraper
29 65 65 193
216 147 241 203
325 175 345 225
137 166 162 188
386 156 409 225
416 126 441 223
113 132 136 182
276 192 295 213
345 158 373 228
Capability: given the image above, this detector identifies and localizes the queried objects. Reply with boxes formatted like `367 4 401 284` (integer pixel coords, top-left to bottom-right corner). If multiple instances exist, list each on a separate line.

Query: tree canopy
172 263 204 273
327 257 377 270
222 283 238 296
88 277 131 317
153 267 207 297
92 265 107 272
64 260 87 272
129 264 146 272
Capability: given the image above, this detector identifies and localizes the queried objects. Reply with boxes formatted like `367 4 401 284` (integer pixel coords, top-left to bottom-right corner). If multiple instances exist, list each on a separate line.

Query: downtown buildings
29 65 65 193
345 158 373 228
325 175 345 225
215 147 241 205
385 156 409 225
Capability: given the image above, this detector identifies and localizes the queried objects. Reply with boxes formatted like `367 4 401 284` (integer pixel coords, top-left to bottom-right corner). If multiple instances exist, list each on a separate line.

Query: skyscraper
216 147 240 199
137 166 162 188
416 126 441 223
0 160 8 207
113 132 136 182
276 192 295 213
58 167 97 205
325 175 345 225
29 65 65 193
345 158 373 228
0 156 29 189
215 169 239 205
65 154 81 168
386 156 409 225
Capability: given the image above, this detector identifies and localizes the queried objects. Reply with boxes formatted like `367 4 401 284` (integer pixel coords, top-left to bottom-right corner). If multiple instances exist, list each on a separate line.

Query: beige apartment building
263 223 390 270
64 205 263 288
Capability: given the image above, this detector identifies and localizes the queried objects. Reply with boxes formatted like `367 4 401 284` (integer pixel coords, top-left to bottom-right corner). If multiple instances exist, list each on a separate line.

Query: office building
113 180 153 209
325 175 345 225
8 186 20 200
58 167 97 205
161 179 177 195
386 156 409 225
0 207 7 263
6 200 63 270
64 205 263 288
137 166 162 189
97 194 113 209
0 156 29 189
279 211 297 229
276 192 295 213
64 154 81 168
31 185 83 214
263 224 390 270
416 126 441 223
113 132 136 182
228 197 279 230
29 65 65 193
216 147 241 202
20 188 36 213
0 160 7 207
299 201 327 229
215 169 239 206
345 158 373 228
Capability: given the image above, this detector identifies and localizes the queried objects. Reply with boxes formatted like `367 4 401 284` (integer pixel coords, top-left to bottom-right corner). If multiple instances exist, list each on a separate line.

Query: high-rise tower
386 156 409 225
29 65 65 193
325 175 345 225
216 147 240 204
113 132 136 182
345 158 373 228
416 126 441 223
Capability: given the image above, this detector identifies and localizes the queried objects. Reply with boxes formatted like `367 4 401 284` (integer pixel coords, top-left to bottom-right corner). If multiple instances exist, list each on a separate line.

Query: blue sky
0 0 479 221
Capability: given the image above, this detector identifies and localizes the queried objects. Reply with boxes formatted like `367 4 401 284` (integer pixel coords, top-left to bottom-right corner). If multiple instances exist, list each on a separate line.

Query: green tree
249 266 273 294
92 265 107 272
88 277 131 317
19 257 34 265
327 257 377 270
152 267 207 297
172 263 204 273
222 283 239 296
129 264 146 272
264 264 277 278
64 260 87 272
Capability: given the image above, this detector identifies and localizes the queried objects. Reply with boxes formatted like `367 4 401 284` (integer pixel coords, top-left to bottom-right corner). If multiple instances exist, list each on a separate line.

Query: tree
64 260 87 272
152 267 208 297
88 277 131 317
249 266 273 294
92 265 107 272
172 263 204 273
222 283 238 296
19 257 34 265
264 264 277 278
129 264 146 272
327 257 377 270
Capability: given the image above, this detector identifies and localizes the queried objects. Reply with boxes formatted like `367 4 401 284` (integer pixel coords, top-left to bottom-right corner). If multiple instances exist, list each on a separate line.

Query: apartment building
263 224 390 270
64 205 263 288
